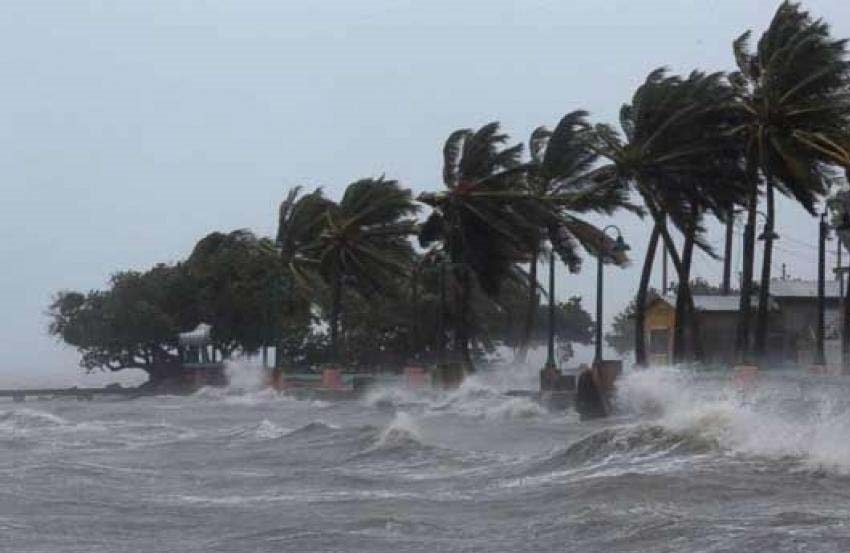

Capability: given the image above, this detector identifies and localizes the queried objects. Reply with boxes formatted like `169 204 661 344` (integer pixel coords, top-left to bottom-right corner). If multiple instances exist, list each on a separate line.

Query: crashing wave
612 367 850 474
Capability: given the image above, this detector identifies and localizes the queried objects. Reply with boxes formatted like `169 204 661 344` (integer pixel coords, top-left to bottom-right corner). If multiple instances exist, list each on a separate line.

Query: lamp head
613 234 630 253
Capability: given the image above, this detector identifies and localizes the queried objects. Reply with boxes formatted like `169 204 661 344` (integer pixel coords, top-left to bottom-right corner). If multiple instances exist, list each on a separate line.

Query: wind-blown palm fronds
303 177 419 362
589 68 748 364
729 1 850 359
512 111 641 360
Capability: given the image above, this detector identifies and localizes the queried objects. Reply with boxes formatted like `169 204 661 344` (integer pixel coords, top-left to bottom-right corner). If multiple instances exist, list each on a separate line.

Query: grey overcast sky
2 0 848 382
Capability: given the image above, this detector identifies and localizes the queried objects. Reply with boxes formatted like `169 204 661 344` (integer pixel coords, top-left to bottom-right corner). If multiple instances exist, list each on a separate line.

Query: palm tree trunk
736 182 758 363
516 242 540 363
754 177 776 359
673 226 695 363
635 225 661 367
329 270 342 364
410 268 419 361
650 210 700 362
456 265 474 371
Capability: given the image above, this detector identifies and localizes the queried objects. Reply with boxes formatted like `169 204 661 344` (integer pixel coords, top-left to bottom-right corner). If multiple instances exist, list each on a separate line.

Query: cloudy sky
2 0 848 383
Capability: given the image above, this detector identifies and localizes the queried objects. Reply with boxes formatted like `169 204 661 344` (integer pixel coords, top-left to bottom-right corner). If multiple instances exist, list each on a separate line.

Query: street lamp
595 225 630 367
544 249 558 371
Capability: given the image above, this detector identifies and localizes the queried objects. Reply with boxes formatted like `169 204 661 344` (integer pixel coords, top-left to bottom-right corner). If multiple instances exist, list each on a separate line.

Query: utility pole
781 263 787 281
662 245 668 294
722 213 734 295
816 212 828 367
838 239 844 298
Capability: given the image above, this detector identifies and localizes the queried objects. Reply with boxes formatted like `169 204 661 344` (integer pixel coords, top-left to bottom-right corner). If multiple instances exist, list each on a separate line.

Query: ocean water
2 365 850 552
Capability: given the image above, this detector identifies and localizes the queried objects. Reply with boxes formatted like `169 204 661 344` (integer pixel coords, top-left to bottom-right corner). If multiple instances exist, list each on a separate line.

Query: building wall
644 301 674 366
776 298 841 367
644 296 843 369
696 312 738 366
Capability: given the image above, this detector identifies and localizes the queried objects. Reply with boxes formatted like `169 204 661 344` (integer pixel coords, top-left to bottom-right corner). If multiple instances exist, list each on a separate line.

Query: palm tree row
274 1 850 370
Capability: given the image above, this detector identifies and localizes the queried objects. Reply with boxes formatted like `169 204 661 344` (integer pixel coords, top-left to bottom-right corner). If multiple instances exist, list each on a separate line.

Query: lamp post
544 250 557 370
816 212 828 367
595 225 630 367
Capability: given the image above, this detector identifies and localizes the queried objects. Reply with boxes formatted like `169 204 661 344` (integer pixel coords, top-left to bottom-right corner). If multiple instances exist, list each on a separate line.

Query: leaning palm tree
418 122 536 369
303 177 419 363
275 186 335 366
515 111 638 361
729 1 850 361
589 69 746 365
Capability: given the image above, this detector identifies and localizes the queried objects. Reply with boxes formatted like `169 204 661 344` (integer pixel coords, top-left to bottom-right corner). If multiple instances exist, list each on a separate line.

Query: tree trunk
410 268 419 362
843 277 850 373
754 177 775 359
673 225 695 363
736 182 758 363
456 265 474 371
329 270 342 364
635 225 661 367
437 261 447 364
516 242 540 363
722 209 734 295
652 212 700 361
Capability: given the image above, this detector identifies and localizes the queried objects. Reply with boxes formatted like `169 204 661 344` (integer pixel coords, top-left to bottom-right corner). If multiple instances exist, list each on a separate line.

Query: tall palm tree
590 69 746 365
275 186 335 366
304 177 419 363
729 1 850 362
419 122 537 369
515 111 638 361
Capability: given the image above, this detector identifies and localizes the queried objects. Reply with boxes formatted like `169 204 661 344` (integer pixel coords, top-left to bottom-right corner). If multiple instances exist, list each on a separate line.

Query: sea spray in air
613 367 850 474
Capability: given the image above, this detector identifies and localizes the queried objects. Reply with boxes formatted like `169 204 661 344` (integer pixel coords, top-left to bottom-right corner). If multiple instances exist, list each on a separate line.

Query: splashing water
614 367 850 474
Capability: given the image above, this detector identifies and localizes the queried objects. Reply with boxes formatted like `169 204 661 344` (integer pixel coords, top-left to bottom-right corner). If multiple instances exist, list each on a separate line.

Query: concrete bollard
576 368 607 419
732 364 759 387
321 368 344 390
432 362 464 390
404 366 429 389
594 360 622 391
265 368 281 390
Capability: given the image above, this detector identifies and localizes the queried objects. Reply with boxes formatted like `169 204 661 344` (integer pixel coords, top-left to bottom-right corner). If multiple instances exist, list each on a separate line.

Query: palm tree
303 177 419 363
515 111 638 361
275 186 335 367
729 1 850 362
418 122 536 370
590 69 746 365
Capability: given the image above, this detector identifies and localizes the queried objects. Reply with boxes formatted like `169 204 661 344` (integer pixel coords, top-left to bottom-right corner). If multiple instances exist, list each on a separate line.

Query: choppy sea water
3 365 850 553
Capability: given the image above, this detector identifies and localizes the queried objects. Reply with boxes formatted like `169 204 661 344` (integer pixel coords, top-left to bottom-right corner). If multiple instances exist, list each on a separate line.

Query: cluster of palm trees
275 118 633 371
274 2 850 370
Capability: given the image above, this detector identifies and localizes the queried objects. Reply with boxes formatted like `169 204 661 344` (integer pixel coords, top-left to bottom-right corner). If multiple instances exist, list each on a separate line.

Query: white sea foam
615 367 850 474
252 419 291 440
374 411 423 449
427 375 547 421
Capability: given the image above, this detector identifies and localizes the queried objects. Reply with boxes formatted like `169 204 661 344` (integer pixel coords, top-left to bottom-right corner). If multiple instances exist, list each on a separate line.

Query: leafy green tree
605 297 640 356
729 1 850 360
48 264 199 381
186 230 287 357
511 296 595 358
